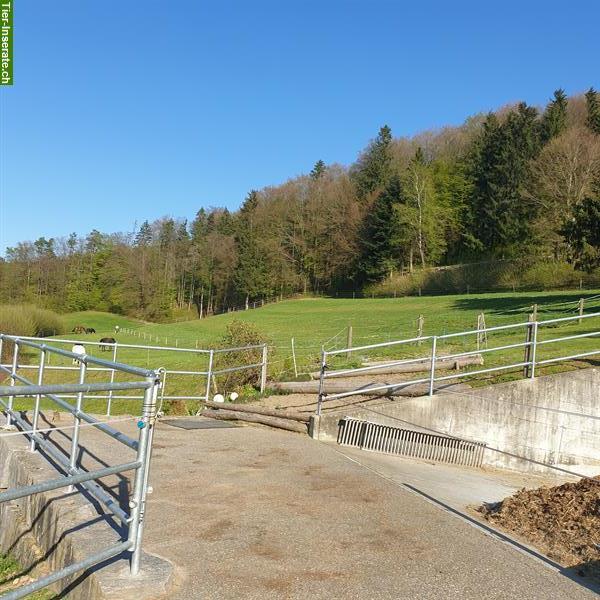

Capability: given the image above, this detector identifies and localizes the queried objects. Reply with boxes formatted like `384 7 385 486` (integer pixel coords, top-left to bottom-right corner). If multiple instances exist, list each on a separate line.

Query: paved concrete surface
4 413 599 599
331 445 568 512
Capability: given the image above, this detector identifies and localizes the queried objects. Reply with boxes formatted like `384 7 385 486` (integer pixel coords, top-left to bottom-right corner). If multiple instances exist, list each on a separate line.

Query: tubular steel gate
317 311 600 414
0 334 161 600
2 336 269 414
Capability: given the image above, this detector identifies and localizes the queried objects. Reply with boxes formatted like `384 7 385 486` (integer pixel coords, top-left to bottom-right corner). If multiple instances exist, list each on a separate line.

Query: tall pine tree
350 125 393 199
470 103 542 255
585 88 600 134
310 160 326 180
357 174 404 281
233 191 271 301
541 89 568 144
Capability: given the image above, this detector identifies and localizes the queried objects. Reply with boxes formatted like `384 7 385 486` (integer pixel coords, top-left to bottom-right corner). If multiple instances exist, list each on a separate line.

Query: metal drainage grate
337 418 486 468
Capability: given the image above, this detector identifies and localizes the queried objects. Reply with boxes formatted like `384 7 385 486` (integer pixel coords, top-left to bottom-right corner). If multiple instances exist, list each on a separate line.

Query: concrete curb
0 425 173 600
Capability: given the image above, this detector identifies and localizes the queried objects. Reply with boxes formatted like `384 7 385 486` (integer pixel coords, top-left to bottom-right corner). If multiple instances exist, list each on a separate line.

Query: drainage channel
337 417 486 468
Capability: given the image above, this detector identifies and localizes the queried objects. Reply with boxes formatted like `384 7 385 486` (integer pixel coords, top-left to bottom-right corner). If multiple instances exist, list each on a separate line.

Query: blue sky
0 0 599 252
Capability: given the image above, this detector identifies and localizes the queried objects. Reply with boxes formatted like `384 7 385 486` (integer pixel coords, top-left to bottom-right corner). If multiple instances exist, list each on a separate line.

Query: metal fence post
129 376 159 575
106 343 118 416
428 336 437 396
30 346 47 452
530 321 539 379
68 360 87 488
260 344 268 393
204 350 214 401
317 347 326 416
6 341 20 427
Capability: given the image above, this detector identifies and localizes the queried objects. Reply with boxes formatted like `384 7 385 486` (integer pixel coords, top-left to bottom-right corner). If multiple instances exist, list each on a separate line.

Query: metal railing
1 336 269 414
0 334 161 600
316 311 600 415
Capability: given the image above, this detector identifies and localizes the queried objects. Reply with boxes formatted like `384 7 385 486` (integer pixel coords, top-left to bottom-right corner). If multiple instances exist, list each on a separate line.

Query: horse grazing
72 325 85 334
71 344 85 365
99 337 116 351
85 328 96 334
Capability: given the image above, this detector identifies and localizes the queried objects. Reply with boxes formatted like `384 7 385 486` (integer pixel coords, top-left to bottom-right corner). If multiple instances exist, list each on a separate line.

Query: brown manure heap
478 475 600 579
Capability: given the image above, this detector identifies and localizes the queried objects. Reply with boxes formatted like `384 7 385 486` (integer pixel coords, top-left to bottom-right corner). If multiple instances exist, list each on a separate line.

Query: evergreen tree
585 87 600 134
233 191 271 300
357 174 404 281
176 220 189 242
470 104 542 255
66 233 78 254
216 208 236 235
310 160 326 180
562 194 600 271
541 89 568 143
158 219 176 250
350 125 393 199
135 221 152 246
190 209 208 243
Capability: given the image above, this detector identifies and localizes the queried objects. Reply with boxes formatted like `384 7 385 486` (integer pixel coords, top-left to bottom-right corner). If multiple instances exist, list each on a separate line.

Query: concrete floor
330 444 566 512
6 415 600 599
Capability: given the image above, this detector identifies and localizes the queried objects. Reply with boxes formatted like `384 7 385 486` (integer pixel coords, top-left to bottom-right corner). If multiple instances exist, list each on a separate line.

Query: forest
1 88 600 320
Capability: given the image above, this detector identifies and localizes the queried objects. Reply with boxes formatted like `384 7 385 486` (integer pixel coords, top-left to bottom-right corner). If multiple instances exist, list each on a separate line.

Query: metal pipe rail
316 311 600 413
10 335 269 413
0 334 161 599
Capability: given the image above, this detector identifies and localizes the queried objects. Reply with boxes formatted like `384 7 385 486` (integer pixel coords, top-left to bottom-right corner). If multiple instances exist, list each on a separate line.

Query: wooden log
202 408 308 434
309 355 483 379
201 400 310 423
270 380 435 397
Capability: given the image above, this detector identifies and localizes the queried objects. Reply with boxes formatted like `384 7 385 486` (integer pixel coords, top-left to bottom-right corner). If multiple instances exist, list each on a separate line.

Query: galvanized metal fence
1 336 268 414
0 334 161 600
316 311 600 415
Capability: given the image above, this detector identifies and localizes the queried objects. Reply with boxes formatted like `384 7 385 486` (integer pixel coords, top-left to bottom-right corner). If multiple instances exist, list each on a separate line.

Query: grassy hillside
63 289 600 347
63 311 145 332
9 290 600 415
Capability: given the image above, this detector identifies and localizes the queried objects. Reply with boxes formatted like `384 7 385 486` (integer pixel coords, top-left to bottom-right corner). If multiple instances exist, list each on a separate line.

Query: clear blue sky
1 0 599 252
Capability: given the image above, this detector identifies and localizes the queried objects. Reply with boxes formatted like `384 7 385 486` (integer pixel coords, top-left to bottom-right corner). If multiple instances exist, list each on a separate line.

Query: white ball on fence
229 392 239 402
213 394 225 403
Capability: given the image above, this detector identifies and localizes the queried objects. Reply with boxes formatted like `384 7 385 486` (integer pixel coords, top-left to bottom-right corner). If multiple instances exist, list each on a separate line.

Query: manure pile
479 475 600 579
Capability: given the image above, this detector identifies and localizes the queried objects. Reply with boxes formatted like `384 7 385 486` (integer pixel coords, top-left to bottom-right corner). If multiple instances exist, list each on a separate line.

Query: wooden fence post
346 325 353 359
291 338 298 378
417 315 424 344
523 313 534 377
578 298 584 323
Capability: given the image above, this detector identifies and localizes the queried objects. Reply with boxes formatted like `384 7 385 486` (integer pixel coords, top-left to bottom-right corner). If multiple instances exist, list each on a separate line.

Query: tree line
2 88 600 320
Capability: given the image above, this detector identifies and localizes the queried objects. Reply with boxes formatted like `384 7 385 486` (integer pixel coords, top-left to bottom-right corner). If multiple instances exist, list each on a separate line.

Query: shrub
365 259 594 297
0 304 65 362
213 320 269 394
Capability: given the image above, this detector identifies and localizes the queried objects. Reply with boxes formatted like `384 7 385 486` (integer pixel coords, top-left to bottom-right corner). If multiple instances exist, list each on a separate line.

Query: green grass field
7 290 600 415
0 553 53 599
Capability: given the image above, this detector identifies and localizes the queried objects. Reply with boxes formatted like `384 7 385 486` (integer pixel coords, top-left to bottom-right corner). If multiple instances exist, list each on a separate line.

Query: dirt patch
478 476 600 579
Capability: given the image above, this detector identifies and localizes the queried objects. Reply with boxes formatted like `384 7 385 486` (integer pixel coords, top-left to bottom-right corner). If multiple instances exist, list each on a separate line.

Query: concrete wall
0 425 173 599
314 368 600 475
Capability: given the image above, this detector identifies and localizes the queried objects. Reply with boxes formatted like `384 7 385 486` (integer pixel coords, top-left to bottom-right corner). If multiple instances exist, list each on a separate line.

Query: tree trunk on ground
201 401 310 422
202 409 308 434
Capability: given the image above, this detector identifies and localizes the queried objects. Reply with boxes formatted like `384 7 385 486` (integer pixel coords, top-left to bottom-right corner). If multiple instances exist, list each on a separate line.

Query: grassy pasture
7 290 600 415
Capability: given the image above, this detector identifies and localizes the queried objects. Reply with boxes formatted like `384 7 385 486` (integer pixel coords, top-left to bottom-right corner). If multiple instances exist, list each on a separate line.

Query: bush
365 259 595 297
213 320 269 394
0 304 65 362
